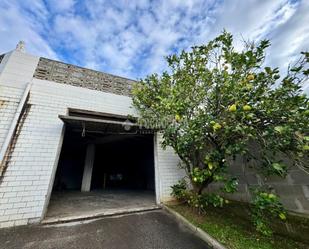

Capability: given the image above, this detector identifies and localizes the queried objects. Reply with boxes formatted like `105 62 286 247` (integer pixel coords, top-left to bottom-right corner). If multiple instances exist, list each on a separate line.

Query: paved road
0 210 210 249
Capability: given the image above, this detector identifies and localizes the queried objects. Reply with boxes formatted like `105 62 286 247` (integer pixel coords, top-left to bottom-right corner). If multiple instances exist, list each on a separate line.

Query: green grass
169 202 309 249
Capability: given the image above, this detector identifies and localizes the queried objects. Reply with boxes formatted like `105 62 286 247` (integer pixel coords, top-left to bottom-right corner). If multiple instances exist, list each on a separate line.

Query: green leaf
274 126 284 134
271 163 286 176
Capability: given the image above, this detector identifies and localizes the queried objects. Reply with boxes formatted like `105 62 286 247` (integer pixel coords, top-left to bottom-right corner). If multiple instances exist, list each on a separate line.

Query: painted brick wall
0 50 39 148
0 85 24 147
0 49 185 228
0 77 184 228
0 50 39 88
0 79 134 228
0 50 40 227
155 134 184 202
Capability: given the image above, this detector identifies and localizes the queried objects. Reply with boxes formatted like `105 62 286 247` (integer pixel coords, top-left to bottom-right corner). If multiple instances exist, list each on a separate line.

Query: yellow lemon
213 123 222 131
193 177 198 182
279 213 286 220
208 162 214 170
175 114 181 122
243 105 252 111
228 104 237 112
303 145 309 151
247 74 255 81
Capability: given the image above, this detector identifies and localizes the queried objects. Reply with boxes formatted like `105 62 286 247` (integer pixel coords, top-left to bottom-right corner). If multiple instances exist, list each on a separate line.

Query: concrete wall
206 156 309 215
0 50 184 228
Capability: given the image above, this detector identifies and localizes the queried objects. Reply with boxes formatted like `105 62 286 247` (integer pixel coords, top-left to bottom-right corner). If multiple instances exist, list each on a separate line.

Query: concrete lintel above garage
59 113 153 135
60 115 136 134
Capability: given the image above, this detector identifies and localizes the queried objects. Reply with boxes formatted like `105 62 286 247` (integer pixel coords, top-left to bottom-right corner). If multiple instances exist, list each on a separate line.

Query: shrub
171 179 188 200
171 180 227 211
251 189 287 236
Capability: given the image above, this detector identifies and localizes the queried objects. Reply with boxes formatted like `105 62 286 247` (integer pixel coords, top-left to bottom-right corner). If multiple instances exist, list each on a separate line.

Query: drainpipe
0 82 32 177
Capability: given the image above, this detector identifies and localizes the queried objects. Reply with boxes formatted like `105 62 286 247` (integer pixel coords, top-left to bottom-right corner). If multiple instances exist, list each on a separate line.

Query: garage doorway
45 110 157 222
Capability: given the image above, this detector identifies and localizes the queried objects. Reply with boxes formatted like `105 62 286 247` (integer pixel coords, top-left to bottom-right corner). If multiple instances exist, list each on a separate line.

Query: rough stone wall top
33 57 136 96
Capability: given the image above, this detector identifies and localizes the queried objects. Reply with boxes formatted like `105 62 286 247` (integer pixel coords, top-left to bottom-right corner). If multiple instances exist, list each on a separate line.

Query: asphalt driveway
0 210 210 249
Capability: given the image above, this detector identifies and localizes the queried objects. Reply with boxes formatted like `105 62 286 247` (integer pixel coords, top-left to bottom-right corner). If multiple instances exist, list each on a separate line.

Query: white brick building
0 45 184 228
1 44 309 228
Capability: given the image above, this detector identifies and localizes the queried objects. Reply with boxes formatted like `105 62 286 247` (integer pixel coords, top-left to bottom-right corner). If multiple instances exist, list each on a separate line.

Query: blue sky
0 0 308 84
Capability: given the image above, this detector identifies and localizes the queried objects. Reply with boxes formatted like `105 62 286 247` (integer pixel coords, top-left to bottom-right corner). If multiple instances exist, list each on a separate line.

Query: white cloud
266 1 309 71
0 0 57 59
47 0 76 12
0 0 308 87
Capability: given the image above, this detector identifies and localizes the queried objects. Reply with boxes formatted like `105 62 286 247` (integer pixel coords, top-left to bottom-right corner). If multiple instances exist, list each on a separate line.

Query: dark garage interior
45 113 157 221
92 137 155 191
52 131 155 192
52 130 87 191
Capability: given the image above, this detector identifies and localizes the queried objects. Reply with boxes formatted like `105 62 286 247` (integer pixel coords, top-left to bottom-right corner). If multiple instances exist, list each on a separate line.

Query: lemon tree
132 31 308 233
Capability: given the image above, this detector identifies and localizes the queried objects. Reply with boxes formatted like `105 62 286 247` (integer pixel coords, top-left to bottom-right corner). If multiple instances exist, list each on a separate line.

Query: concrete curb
163 205 227 249
42 206 160 225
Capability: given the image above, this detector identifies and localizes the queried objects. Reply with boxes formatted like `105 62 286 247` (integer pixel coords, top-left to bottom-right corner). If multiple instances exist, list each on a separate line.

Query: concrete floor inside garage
44 115 157 223
45 190 157 223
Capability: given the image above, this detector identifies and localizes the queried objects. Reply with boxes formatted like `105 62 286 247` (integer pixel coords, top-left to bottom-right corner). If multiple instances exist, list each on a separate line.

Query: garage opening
45 111 157 222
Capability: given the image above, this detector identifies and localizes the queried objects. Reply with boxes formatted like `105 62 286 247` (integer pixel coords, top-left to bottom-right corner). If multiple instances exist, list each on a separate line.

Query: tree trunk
192 182 206 195
191 177 213 195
